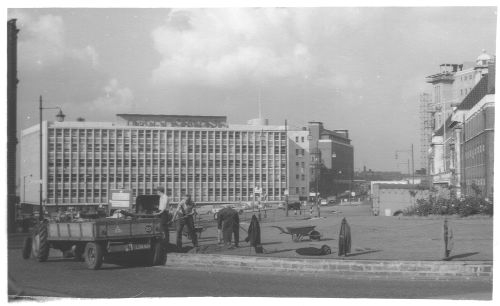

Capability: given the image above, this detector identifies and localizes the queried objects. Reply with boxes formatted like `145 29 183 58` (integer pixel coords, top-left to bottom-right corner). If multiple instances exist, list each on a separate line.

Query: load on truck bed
23 191 168 270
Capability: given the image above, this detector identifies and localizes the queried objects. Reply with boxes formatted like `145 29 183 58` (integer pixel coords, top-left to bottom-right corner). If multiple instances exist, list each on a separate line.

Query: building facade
426 51 493 194
21 115 328 210
307 122 354 198
463 91 495 199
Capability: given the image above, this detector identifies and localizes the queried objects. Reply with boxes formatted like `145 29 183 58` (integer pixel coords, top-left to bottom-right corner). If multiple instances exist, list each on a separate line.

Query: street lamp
39 95 65 221
395 144 415 184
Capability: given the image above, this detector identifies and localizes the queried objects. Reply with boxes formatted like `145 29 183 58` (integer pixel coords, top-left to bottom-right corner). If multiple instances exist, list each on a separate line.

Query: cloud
151 8 317 86
10 11 99 69
88 79 134 112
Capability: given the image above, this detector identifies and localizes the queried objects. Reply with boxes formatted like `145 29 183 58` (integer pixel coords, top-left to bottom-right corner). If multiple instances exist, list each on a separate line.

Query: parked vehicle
287 202 302 210
22 195 167 270
320 199 328 206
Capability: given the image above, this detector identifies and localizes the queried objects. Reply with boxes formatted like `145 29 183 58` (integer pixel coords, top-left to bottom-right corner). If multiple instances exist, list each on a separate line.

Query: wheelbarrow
271 225 321 242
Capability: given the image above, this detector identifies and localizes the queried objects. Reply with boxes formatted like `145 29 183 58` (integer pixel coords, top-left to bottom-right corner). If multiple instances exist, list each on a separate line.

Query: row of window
295 148 305 156
48 173 287 183
49 159 287 168
295 136 306 143
49 143 287 154
466 178 486 186
460 87 472 96
295 174 306 181
49 129 286 140
465 144 486 159
47 187 287 199
460 74 473 81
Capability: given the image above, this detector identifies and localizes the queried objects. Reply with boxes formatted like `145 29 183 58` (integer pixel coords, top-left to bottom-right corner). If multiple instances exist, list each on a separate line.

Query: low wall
166 253 492 280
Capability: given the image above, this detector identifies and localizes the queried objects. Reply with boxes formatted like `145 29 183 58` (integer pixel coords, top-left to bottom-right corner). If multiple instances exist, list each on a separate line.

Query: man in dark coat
443 218 454 258
217 207 240 247
338 217 351 256
245 215 262 253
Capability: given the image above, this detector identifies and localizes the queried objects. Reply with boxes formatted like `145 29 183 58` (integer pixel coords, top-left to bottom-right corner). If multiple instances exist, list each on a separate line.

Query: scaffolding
419 93 434 172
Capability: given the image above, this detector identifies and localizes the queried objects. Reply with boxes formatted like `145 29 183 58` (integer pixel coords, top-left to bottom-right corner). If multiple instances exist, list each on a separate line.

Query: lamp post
395 144 415 184
39 95 65 221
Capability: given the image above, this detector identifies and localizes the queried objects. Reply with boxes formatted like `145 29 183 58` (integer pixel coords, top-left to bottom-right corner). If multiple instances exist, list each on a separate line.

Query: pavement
7 249 493 299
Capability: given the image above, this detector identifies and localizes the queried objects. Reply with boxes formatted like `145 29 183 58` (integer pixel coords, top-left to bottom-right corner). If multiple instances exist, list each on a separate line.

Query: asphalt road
8 250 492 300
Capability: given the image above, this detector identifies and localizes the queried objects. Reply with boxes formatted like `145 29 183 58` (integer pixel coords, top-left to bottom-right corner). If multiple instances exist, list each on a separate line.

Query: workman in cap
155 186 170 244
174 194 198 249
217 206 240 247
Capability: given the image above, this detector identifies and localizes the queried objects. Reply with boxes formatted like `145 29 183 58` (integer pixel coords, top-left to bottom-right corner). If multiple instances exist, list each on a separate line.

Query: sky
7 7 497 171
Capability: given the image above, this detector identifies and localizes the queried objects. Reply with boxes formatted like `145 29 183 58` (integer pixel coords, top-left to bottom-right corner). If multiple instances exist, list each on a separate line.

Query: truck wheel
32 221 50 262
22 237 32 259
150 240 167 266
84 242 103 270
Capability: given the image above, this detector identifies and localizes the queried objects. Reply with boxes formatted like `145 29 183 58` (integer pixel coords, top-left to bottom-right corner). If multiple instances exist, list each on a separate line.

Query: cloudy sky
7 7 497 171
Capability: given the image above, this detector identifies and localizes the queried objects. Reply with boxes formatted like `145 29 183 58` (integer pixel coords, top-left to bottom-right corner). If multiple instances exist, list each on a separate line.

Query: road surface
8 250 492 299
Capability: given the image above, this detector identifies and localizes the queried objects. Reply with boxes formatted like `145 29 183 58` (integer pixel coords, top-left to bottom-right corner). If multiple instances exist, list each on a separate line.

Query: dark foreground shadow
344 249 381 257
260 241 283 246
296 246 333 256
443 252 480 261
265 248 297 254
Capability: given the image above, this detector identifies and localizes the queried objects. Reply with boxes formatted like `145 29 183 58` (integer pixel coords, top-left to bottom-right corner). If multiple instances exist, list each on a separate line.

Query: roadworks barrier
165 253 492 280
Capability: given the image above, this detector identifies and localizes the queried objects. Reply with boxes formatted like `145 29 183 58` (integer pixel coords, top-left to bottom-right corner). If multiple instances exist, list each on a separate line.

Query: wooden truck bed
48 218 162 241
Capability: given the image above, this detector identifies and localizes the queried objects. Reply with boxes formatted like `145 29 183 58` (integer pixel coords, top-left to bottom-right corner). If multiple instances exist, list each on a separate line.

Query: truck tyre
84 242 103 270
22 237 32 259
32 221 50 262
150 240 167 266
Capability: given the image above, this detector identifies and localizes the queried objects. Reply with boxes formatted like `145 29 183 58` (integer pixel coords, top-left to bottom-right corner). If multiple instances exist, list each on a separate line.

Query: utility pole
462 113 467 196
411 144 415 184
39 96 43 221
7 19 19 232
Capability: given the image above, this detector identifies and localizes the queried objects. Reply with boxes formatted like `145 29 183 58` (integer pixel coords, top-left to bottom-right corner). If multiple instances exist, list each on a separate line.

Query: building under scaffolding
418 92 434 173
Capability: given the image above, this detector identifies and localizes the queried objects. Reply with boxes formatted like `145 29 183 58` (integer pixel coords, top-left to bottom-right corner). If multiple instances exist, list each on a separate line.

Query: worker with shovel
173 194 198 249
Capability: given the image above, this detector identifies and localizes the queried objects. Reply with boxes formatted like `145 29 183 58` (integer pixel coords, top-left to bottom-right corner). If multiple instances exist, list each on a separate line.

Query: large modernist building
20 114 352 210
